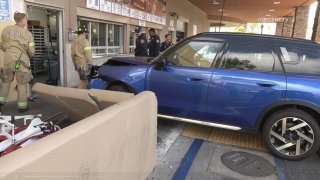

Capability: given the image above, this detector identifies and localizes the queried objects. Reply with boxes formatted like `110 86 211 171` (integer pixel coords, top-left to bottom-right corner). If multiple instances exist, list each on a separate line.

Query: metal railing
91 46 124 58
129 45 136 54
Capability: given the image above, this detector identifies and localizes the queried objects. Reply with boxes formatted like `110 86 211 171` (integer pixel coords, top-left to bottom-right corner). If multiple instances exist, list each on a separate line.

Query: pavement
154 119 320 180
1 99 320 180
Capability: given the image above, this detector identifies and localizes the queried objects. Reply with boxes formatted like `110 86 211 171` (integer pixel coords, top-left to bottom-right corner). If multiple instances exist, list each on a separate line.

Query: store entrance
27 6 62 86
176 31 185 42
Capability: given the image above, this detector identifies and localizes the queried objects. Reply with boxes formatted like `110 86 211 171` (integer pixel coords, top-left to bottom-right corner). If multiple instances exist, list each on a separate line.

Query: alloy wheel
269 117 314 156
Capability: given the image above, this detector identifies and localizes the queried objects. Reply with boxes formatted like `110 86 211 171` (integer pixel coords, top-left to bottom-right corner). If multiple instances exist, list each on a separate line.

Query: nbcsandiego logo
257 17 289 23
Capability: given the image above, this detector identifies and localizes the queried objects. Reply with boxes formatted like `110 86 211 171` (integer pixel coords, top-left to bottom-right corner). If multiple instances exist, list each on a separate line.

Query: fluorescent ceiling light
266 14 271 16
274 2 280 5
269 9 275 12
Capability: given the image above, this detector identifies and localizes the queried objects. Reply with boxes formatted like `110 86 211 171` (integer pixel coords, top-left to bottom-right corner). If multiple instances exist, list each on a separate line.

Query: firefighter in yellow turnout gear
0 12 35 113
71 26 93 89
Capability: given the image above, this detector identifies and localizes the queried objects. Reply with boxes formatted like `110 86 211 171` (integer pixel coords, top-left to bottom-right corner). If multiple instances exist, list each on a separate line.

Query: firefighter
0 12 35 113
134 26 148 57
148 28 161 57
71 26 93 89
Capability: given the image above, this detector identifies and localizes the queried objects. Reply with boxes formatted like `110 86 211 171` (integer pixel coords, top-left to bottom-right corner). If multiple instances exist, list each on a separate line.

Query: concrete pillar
312 0 320 43
316 16 320 43
275 22 283 36
282 17 294 37
292 6 309 39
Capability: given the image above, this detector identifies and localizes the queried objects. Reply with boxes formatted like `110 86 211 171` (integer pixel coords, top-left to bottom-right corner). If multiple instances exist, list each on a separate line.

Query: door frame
26 2 65 86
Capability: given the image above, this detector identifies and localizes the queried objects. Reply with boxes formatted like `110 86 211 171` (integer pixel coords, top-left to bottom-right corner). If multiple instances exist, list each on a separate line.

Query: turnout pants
0 62 32 109
77 67 89 89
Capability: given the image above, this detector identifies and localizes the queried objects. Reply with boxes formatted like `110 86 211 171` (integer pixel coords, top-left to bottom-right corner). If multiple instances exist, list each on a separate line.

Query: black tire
262 108 320 161
107 84 131 93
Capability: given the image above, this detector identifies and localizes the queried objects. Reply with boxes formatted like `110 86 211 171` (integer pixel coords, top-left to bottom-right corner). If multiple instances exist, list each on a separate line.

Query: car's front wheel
263 109 320 160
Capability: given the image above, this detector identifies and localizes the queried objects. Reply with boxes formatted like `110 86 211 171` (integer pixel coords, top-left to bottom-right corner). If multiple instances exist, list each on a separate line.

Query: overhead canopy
189 0 316 24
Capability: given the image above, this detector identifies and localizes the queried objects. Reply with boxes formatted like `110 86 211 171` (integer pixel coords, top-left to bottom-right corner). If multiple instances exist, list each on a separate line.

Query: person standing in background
134 26 148 57
0 12 35 113
160 34 173 52
71 26 93 89
148 28 160 57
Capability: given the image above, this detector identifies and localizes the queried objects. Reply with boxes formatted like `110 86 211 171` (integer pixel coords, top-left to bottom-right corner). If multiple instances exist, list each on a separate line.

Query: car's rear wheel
263 109 320 160
107 84 131 93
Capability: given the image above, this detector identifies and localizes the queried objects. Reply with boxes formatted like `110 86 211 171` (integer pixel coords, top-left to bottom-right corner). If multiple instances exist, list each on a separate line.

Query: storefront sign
121 5 130 17
112 2 122 15
169 20 174 27
139 20 145 27
130 8 142 20
87 0 165 25
146 13 152 22
100 0 111 13
87 0 100 10
162 18 166 25
168 27 175 31
0 0 10 21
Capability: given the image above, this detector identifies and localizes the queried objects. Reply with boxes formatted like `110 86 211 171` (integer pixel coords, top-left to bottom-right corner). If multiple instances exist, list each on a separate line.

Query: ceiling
188 0 316 24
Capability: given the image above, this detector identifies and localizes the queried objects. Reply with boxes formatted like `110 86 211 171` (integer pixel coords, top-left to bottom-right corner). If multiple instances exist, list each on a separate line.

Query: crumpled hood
106 56 154 65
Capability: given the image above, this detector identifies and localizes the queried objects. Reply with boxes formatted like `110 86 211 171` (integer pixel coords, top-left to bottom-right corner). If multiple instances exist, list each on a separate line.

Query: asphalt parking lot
2 99 320 180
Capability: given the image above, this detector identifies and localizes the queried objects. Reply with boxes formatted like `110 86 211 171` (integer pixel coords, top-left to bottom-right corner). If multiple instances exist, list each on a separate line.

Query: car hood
106 56 154 65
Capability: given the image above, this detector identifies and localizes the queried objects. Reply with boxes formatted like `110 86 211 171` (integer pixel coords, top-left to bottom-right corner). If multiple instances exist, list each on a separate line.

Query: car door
146 40 224 119
206 43 287 129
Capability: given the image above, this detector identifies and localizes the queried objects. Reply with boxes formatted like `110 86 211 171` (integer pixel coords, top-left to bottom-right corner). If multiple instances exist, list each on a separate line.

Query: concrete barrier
32 83 135 122
0 86 157 180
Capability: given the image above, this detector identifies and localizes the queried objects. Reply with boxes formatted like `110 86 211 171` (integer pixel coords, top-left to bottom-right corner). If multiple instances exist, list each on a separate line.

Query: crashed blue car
89 32 320 160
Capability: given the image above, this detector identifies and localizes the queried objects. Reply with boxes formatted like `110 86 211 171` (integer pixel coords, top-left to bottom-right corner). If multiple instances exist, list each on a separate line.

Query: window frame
278 45 301 65
280 46 320 75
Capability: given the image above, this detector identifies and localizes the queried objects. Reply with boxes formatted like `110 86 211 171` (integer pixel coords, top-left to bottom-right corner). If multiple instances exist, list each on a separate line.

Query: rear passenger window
283 48 320 75
280 46 300 62
223 44 275 72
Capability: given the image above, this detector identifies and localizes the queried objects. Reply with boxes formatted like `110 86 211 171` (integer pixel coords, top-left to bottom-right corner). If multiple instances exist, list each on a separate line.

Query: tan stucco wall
160 0 210 41
0 89 158 179
1 0 210 89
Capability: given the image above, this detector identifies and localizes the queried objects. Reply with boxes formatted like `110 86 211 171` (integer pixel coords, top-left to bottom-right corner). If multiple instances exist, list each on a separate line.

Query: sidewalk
152 121 320 180
1 98 72 127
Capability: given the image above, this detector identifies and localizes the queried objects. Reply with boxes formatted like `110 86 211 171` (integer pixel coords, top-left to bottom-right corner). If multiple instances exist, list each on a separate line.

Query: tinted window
284 48 320 75
280 46 300 63
223 44 275 72
165 41 222 68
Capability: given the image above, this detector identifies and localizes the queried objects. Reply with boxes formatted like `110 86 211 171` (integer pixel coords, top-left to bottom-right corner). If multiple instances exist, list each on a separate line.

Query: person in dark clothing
134 26 148 57
148 28 161 57
160 34 173 52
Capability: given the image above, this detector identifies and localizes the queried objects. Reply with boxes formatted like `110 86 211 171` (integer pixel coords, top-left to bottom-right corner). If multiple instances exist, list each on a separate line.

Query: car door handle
187 77 204 81
256 82 277 87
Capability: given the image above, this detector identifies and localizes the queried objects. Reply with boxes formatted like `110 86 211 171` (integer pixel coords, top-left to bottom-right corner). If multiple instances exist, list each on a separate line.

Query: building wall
1 0 210 89
292 6 309 39
161 0 210 40
275 22 283 36
282 16 294 37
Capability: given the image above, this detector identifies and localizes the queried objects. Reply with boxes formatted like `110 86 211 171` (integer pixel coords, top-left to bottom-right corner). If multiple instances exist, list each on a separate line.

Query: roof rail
197 32 318 44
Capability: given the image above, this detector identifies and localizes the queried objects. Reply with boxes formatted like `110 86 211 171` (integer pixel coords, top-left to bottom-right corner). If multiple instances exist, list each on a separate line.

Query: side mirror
154 59 165 71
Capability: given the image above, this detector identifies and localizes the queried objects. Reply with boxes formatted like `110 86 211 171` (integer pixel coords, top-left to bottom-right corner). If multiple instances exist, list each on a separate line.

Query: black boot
18 108 28 113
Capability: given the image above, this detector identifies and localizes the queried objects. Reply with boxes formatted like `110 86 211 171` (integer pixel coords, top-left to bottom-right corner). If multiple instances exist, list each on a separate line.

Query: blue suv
89 33 320 160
